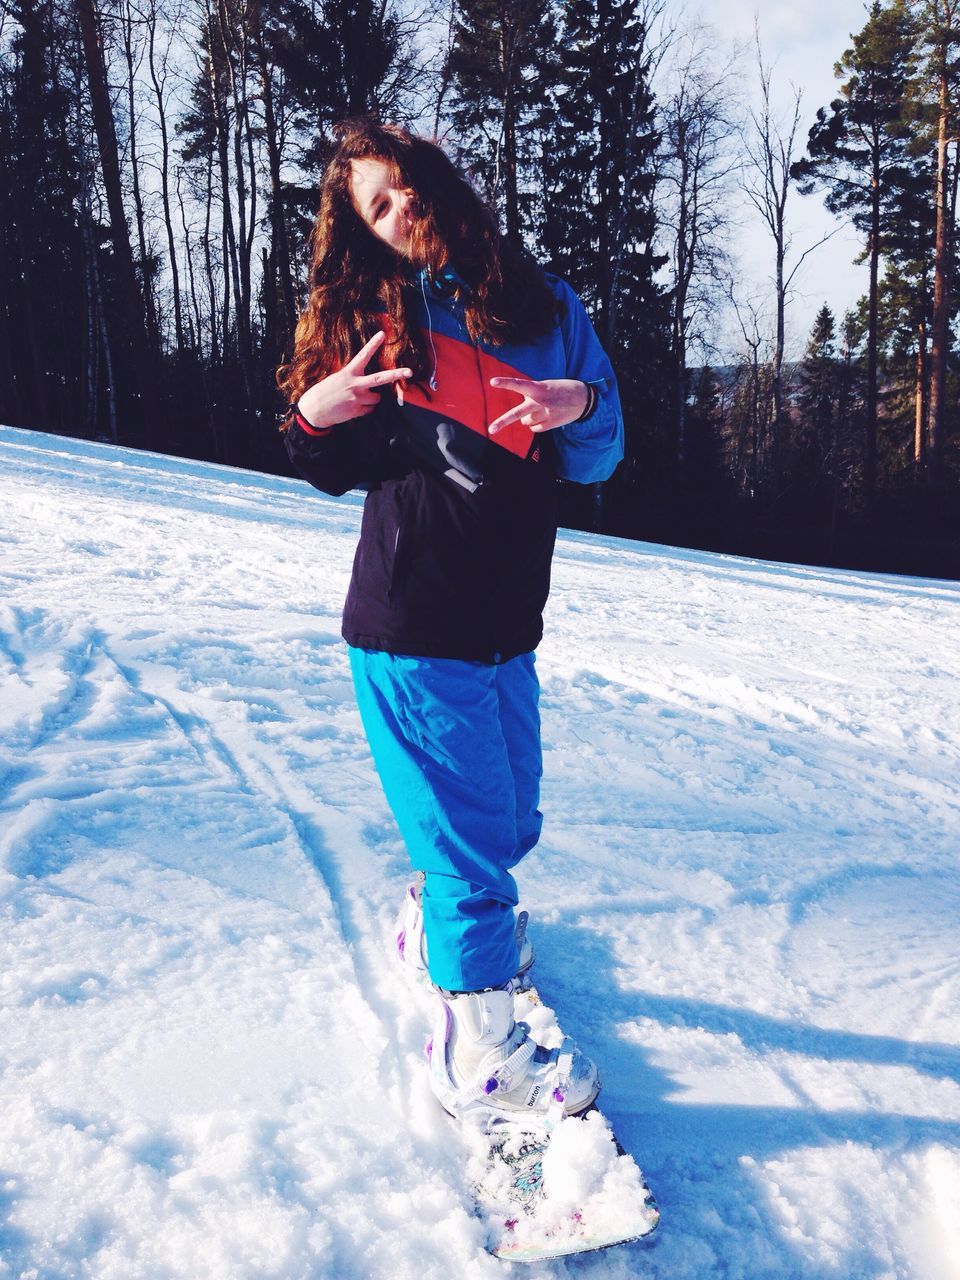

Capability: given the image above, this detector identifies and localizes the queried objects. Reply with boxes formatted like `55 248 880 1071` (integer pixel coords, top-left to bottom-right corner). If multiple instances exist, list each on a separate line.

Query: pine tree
444 0 557 245
684 365 729 496
791 304 867 551
248 0 299 343
882 111 938 477
837 305 869 514
878 251 935 476
539 0 669 525
276 0 418 177
796 303 839 470
541 0 661 339
791 0 920 510
909 0 960 483
0 0 84 431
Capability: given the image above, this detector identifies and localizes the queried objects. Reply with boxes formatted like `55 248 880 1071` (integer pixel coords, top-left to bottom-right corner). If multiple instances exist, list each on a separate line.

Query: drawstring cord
420 271 439 390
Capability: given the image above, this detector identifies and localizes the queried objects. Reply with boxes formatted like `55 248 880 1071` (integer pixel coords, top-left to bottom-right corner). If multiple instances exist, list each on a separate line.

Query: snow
473 1108 658 1261
1 421 959 1279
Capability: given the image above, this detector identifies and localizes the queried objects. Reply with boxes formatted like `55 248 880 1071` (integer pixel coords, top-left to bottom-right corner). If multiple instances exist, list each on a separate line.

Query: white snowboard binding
426 985 600 1128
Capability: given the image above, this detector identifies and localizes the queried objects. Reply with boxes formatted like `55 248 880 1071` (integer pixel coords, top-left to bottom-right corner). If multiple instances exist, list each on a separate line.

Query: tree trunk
608 15 652 352
206 6 240 363
914 321 928 476
676 340 687 475
751 353 761 496
595 0 614 343
499 1 521 245
146 0 185 353
11 211 49 425
80 157 118 442
93 236 119 444
74 0 154 435
203 148 220 365
927 60 951 483
772 233 785 495
252 11 297 340
674 119 690 473
865 150 880 513
177 169 202 352
0 120 19 422
433 0 456 137
502 77 519 244
120 0 159 351
211 0 254 414
78 160 98 434
217 0 254 361
0 272 19 425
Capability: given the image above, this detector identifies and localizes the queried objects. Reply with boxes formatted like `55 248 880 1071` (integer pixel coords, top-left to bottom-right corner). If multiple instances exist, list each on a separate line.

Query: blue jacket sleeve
551 278 625 484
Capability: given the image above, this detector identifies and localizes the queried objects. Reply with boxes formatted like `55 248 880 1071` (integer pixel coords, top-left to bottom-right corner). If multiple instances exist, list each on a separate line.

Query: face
349 157 418 257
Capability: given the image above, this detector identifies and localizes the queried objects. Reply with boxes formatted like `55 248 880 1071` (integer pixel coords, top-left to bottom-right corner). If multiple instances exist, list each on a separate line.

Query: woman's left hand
487 377 589 435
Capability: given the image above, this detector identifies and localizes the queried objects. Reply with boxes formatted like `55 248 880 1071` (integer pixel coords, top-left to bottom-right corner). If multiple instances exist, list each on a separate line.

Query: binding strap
463 1031 537 1104
546 1037 576 1129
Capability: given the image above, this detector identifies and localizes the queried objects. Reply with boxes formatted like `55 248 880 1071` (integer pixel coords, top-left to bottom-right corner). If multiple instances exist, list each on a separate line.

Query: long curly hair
276 118 559 422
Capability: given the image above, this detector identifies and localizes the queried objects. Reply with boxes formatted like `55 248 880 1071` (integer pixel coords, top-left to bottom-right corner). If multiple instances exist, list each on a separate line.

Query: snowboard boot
394 877 535 995
426 985 600 1127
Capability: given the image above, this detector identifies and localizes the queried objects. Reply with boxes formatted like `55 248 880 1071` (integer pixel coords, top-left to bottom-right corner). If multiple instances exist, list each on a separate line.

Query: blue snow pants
348 646 543 992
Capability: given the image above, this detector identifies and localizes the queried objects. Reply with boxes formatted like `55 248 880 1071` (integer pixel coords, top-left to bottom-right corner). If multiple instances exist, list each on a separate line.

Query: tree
117 0 160 350
540 0 670 528
684 363 731 507
75 0 157 435
878 165 937 476
248 0 298 342
144 0 189 355
0 0 91 431
792 303 867 551
792 0 920 510
443 0 557 245
740 24 839 498
910 0 960 482
657 22 739 475
541 0 663 338
724 287 774 501
795 303 839 470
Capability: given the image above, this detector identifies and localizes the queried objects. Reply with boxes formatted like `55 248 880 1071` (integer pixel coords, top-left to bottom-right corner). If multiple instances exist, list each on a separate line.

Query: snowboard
466 971 660 1263
399 902 660 1260
468 1104 660 1262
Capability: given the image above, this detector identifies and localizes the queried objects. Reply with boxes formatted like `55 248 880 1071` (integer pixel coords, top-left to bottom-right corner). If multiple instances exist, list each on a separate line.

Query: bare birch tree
144 0 188 352
740 24 840 495
75 0 156 431
656 22 740 474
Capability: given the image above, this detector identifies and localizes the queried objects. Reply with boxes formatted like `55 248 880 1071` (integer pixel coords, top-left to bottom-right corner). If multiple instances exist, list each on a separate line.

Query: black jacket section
400 402 497 492
284 403 559 664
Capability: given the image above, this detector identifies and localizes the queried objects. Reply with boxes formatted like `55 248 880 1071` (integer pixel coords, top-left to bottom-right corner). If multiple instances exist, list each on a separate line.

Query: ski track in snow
1 422 959 1280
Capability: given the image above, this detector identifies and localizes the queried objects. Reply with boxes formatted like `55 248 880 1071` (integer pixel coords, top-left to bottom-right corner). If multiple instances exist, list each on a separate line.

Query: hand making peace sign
297 331 412 431
487 377 591 435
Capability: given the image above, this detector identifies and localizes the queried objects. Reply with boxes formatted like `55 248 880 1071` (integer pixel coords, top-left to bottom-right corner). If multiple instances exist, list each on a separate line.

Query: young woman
279 118 624 1127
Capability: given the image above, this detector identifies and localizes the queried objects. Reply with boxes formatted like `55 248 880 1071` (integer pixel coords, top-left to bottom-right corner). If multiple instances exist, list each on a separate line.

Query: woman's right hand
297 331 412 430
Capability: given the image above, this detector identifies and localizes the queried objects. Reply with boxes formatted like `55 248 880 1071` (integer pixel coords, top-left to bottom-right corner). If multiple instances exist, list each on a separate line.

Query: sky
694 0 874 360
418 0 878 364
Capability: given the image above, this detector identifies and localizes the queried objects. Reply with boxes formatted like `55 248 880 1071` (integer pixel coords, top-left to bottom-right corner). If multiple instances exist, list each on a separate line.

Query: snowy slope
1 422 959 1280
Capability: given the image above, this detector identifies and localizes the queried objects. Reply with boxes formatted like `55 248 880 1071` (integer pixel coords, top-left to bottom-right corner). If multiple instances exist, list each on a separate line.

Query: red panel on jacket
395 332 536 462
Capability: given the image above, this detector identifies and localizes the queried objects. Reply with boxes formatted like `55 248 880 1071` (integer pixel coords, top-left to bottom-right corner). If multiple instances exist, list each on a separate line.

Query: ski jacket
285 270 624 664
